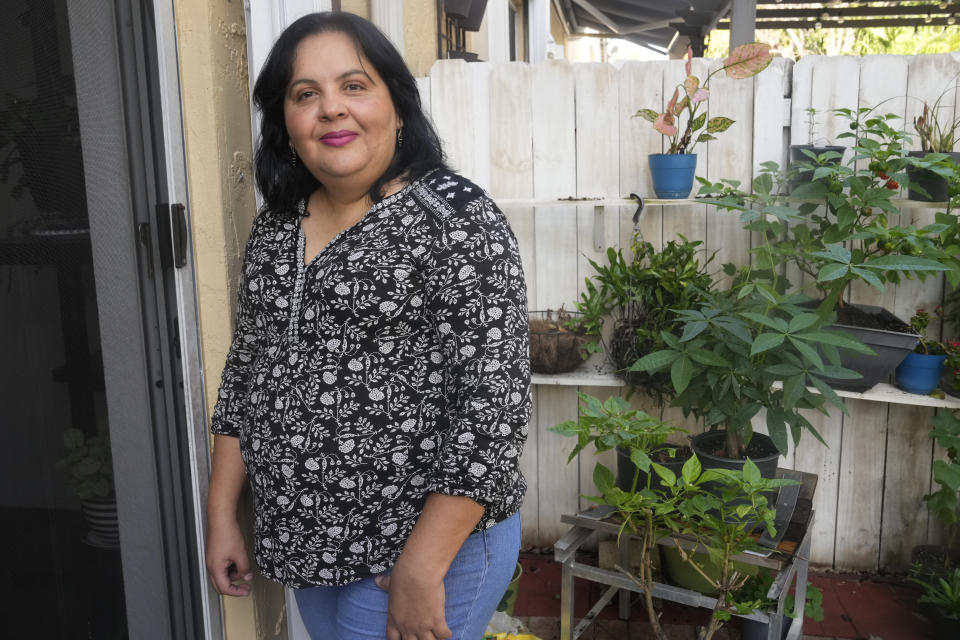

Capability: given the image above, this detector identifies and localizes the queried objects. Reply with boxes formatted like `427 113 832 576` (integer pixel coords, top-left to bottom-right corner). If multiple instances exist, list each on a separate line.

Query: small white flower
305 458 319 470
400 419 416 432
288 352 299 365
510 392 521 404
382 523 397 536
460 345 476 357
248 281 259 291
299 495 313 506
487 307 502 319
379 341 394 354
326 338 341 351
304 308 315 320
272 365 283 378
491 243 504 254
430 352 443 363
291 435 304 447
349 542 364 553
348 251 364 261
391 452 407 465
488 328 502 340
339 477 356 488
338 439 355 453
275 296 288 309
451 230 468 241
262 539 273 548
323 371 337 385
382 485 399 497
348 359 363 371
499 424 512 435
458 432 475 444
457 265 475 280
369 389 385 401
379 301 397 313
276 496 289 506
335 283 350 295
421 437 435 450
401 215 413 225
322 552 336 564
469 462 487 477
394 269 409 280
410 475 425 486
319 569 334 579
438 322 451 334
252 438 261 451
282 465 294 478
484 361 501 372
510 266 519 276
320 392 335 405
275 263 289 275
428 372 443 384
411 295 423 307
274 398 283 410
279 532 290 543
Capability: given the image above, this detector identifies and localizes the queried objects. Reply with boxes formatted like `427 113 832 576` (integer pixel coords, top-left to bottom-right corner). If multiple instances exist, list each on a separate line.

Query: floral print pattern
211 170 531 588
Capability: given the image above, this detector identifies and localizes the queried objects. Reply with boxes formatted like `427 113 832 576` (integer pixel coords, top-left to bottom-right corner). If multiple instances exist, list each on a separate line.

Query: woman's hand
206 517 254 596
376 557 452 640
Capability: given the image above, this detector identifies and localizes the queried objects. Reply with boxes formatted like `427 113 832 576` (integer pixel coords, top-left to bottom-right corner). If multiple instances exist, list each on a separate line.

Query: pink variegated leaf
685 46 692 77
723 42 773 79
692 88 709 104
654 112 677 137
665 88 679 115
674 96 689 115
684 75 699 98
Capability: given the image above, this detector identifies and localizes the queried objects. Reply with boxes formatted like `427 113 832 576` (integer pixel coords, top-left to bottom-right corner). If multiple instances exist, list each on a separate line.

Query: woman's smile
320 130 359 147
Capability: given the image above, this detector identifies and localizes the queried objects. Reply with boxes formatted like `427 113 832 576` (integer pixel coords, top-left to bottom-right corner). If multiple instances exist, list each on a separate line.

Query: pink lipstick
321 130 358 147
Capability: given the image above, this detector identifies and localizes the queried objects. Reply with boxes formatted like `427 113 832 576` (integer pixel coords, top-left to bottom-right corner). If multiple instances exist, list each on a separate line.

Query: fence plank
429 59 491 190
793 410 843 567
834 400 889 570
880 404 936 570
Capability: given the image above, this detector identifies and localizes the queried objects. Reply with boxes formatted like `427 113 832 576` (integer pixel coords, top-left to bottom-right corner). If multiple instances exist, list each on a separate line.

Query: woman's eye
345 82 365 91
297 90 316 101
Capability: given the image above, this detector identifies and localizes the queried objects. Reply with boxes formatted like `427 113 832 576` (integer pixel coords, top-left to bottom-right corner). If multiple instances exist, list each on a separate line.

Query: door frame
65 0 217 637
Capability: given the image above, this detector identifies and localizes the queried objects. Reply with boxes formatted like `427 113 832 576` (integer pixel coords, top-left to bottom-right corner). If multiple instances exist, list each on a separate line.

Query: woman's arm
376 494 484 640
205 435 254 596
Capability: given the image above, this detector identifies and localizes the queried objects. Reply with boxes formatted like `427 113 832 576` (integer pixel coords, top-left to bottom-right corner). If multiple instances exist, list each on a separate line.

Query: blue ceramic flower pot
648 153 697 199
895 352 946 395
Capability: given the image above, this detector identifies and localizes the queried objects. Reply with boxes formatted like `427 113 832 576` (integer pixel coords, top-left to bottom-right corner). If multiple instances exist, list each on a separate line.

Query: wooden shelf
496 196 953 209
532 369 960 409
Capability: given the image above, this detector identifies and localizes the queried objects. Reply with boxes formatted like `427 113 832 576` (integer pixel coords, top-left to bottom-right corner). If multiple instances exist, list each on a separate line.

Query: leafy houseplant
550 398 797 640
910 568 960 635
632 283 863 460
924 411 960 561
907 91 960 202
576 235 715 398
789 106 845 194
895 307 948 394
57 427 114 500
733 571 824 640
635 43 773 199
699 110 959 390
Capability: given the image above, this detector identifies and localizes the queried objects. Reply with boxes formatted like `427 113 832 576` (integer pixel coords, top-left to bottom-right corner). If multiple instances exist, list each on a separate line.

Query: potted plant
551 401 795 640
528 308 601 374
57 427 118 547
632 280 863 462
699 110 959 391
733 571 825 640
788 107 845 194
577 234 715 399
634 43 773 199
895 307 948 395
922 410 960 565
908 84 960 202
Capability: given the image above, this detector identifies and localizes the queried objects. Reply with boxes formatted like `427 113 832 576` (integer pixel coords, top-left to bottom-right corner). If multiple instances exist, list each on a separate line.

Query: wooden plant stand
553 469 817 640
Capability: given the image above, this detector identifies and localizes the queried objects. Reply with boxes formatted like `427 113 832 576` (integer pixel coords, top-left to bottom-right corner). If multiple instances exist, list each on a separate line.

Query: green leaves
706 116 735 133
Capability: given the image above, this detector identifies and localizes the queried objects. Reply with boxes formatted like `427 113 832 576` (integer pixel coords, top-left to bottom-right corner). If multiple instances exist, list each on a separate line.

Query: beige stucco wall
342 0 370 19
404 0 438 76
172 1 286 639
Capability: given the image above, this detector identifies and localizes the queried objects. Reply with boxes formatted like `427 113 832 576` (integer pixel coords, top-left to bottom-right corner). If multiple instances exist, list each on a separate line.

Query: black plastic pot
690 431 780 480
906 150 960 202
788 144 845 193
826 304 919 392
615 445 688 494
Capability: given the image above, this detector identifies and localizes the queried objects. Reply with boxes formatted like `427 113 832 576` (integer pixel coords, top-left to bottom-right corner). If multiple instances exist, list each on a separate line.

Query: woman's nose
317 93 346 120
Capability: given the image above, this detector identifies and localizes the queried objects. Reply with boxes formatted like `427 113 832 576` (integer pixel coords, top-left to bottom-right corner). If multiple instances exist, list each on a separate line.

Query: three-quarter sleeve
210 214 270 437
422 195 531 513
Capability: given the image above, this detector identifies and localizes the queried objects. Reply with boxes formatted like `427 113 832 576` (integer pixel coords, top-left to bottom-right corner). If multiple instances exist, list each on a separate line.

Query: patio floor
513 552 929 639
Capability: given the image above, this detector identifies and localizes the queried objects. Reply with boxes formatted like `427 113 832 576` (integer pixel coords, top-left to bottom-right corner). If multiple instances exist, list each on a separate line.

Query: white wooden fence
417 52 960 571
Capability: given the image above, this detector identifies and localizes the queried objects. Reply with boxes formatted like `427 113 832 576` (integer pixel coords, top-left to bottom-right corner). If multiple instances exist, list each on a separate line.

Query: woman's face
284 31 400 191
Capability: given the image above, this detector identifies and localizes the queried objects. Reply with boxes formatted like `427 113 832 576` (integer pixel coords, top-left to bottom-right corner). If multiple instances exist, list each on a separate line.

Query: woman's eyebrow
288 69 374 92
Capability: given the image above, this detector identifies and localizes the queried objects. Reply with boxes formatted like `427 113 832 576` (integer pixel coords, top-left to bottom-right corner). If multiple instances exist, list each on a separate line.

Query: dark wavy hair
252 12 447 215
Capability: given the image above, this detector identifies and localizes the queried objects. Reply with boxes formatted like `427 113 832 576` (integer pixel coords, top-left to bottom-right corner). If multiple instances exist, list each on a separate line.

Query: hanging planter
528 310 597 374
649 153 697 199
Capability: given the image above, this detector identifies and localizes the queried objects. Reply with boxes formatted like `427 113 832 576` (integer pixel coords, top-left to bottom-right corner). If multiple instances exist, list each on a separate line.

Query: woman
205 12 530 640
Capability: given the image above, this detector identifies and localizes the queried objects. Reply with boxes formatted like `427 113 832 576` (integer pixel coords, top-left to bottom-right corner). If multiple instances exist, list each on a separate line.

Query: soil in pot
691 431 780 479
609 320 673 401
616 444 693 493
528 310 595 374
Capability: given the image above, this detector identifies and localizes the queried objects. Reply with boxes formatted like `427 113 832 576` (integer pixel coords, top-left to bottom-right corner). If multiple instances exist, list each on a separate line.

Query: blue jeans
294 511 521 640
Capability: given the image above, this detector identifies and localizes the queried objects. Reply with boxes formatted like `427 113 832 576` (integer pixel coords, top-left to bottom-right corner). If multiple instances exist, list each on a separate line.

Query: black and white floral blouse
211 170 531 588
